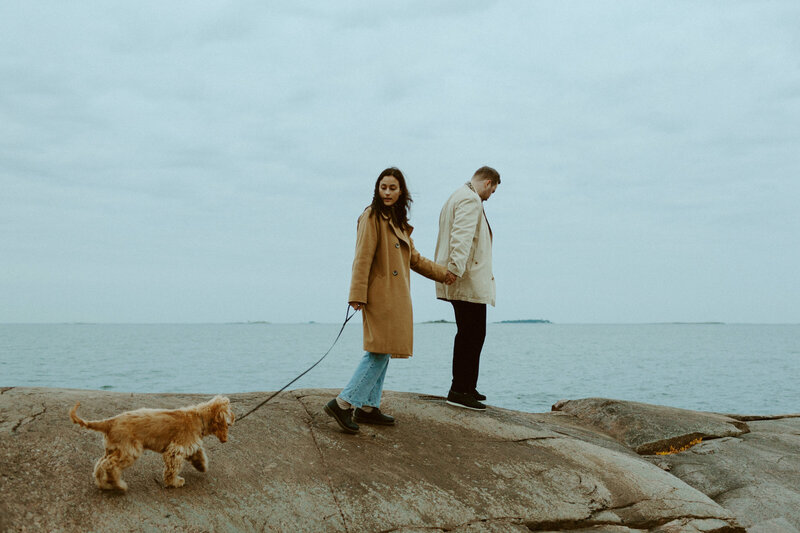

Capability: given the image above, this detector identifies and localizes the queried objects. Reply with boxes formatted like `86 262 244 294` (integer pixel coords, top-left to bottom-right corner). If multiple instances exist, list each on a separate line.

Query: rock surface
552 399 800 532
0 388 797 532
644 417 800 532
551 398 750 455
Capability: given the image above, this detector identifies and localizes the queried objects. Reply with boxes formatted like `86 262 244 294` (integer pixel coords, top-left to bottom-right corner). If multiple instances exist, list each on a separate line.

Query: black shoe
324 399 359 433
471 390 487 401
446 390 487 411
353 407 395 426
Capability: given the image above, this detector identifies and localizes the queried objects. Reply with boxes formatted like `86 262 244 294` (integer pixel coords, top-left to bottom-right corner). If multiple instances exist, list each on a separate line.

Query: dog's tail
69 402 111 433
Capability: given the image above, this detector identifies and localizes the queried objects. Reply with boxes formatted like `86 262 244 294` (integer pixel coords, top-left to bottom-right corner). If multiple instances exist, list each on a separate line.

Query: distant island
662 322 725 325
422 319 552 324
497 319 552 324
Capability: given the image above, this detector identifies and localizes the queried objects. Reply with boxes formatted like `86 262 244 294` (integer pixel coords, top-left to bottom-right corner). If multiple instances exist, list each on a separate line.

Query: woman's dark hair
370 167 413 229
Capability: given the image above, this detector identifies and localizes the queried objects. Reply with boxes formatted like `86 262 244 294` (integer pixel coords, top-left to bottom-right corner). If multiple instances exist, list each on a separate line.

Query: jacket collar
381 211 413 244
465 183 492 240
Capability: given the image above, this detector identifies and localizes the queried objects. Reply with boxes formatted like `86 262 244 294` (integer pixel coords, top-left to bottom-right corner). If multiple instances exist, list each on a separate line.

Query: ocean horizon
3 320 798 325
2 323 798 416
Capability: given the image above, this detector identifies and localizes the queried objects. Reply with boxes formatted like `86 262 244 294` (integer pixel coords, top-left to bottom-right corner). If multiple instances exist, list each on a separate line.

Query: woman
324 167 454 433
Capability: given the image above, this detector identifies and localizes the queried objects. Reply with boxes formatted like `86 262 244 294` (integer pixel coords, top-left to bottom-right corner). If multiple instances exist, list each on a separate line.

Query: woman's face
378 176 401 207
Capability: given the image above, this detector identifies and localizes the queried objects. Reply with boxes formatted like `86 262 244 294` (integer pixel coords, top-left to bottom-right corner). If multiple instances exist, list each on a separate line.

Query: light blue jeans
339 352 390 408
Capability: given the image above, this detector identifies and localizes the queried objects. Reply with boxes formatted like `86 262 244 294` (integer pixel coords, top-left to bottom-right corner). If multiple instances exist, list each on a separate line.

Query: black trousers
450 300 487 394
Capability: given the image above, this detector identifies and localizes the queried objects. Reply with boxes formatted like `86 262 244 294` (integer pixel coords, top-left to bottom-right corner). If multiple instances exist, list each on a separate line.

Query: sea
1 323 798 415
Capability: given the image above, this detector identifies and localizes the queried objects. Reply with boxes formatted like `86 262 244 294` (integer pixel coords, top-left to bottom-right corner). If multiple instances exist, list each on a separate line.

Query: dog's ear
209 395 228 406
208 396 227 411
208 398 232 443
213 397 232 426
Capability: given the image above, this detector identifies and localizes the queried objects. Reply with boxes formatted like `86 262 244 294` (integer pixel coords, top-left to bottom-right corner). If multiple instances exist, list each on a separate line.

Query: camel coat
434 183 496 306
349 207 448 358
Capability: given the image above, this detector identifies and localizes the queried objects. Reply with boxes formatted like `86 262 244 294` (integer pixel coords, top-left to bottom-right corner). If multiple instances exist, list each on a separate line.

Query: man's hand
444 271 457 285
349 302 364 311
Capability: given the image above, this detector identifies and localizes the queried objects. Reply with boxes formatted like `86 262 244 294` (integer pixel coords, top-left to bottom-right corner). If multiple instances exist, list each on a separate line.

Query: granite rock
0 388 771 532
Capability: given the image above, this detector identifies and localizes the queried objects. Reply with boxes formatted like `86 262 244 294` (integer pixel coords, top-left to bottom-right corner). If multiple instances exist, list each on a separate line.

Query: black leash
237 305 358 421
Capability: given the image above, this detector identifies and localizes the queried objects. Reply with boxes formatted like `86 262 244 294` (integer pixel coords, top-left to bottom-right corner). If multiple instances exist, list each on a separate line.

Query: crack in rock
480 436 563 445
295 395 350 533
380 526 445 532
724 413 800 422
709 485 747 502
522 497 744 532
514 436 562 443
638 432 728 456
526 511 741 532
11 405 47 433
380 516 530 533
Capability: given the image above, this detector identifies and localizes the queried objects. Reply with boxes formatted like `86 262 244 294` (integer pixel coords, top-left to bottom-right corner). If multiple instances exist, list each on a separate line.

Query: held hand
349 302 364 311
444 271 457 285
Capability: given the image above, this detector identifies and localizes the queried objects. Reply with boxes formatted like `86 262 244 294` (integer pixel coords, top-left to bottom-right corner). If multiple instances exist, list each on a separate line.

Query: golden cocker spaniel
70 395 234 491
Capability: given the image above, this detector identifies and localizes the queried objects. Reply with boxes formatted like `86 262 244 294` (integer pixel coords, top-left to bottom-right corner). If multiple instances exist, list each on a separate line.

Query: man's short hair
473 166 500 185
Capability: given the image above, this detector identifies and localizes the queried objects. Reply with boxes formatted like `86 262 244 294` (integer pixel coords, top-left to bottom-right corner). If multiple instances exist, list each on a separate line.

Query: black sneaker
471 390 487 401
324 399 359 433
446 390 487 411
353 407 395 426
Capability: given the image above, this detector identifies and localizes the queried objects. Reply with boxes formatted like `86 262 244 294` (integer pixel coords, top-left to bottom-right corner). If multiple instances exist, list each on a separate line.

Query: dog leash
237 305 358 421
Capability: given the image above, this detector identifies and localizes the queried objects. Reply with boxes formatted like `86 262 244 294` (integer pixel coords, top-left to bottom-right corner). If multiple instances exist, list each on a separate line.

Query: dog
69 395 234 491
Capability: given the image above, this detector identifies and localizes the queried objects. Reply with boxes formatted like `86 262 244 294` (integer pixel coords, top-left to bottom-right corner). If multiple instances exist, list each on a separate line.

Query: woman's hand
349 302 364 311
444 271 457 285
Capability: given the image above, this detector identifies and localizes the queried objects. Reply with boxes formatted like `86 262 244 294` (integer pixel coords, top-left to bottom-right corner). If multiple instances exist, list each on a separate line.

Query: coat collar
381 211 413 244
464 183 492 240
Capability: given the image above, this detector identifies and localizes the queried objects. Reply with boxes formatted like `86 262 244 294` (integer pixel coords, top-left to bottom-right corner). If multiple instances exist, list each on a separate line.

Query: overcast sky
2 1 798 324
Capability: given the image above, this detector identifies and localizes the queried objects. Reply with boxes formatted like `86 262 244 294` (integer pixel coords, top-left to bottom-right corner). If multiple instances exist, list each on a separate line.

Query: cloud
1 1 798 323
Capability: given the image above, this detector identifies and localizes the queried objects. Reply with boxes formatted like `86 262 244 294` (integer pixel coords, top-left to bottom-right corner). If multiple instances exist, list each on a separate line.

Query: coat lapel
386 214 411 246
483 208 492 241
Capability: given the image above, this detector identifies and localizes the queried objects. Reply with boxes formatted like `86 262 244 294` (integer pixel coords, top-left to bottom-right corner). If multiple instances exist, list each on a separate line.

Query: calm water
1 323 798 415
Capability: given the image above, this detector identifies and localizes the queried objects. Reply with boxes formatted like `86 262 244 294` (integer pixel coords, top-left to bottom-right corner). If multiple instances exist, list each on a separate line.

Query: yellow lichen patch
655 437 703 455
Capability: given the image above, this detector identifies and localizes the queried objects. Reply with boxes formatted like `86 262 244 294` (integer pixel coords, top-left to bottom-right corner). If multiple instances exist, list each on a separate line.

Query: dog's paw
97 480 127 492
165 476 185 488
190 457 207 472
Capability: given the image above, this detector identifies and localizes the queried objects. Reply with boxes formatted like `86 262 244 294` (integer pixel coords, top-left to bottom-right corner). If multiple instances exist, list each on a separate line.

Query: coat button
392 270 398 276
395 242 400 248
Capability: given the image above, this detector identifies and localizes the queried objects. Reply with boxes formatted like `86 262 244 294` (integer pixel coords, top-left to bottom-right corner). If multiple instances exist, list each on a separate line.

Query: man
435 166 500 410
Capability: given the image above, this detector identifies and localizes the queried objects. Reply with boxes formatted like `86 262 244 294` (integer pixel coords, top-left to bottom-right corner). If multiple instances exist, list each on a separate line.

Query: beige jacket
434 184 496 306
349 208 448 358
